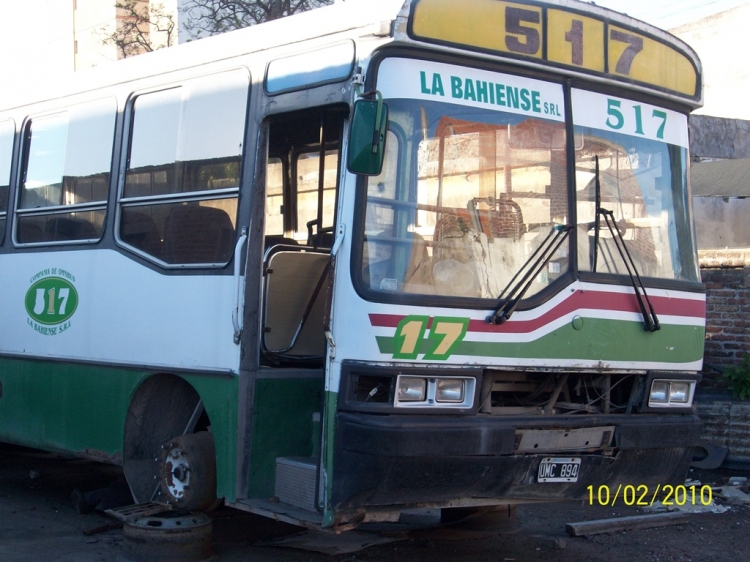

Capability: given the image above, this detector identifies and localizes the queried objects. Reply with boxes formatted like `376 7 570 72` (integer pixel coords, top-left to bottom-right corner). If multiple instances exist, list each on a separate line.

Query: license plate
537 457 581 482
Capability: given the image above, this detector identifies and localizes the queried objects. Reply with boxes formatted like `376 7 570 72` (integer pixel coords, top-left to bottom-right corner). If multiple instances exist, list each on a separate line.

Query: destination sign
409 0 699 101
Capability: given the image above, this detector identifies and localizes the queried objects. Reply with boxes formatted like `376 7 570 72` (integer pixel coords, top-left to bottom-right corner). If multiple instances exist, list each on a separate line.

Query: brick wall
699 250 750 384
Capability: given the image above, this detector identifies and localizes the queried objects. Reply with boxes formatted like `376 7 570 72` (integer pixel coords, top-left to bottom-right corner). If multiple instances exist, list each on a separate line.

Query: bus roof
0 0 702 112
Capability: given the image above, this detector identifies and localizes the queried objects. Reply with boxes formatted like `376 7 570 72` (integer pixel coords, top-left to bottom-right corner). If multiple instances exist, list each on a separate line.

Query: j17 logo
25 272 79 335
392 316 469 361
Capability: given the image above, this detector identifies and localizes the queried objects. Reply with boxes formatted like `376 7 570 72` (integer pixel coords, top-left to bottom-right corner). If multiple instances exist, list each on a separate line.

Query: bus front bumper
332 412 700 510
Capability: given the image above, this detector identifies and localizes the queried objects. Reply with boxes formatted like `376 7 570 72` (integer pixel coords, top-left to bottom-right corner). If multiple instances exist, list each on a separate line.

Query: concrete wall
689 116 750 159
694 197 750 249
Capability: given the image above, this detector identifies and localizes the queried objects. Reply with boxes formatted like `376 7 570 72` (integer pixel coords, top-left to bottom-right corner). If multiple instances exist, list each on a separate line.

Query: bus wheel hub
163 448 191 500
158 432 217 511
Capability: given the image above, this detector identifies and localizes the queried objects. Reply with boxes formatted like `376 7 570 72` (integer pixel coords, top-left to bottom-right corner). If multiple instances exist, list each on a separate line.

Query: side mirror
347 98 388 176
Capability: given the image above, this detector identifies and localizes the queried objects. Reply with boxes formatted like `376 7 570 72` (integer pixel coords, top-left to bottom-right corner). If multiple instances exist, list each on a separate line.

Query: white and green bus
0 0 706 529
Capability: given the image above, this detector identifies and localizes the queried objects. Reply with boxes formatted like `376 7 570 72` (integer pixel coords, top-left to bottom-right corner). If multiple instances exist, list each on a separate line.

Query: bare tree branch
180 0 333 40
101 1 176 58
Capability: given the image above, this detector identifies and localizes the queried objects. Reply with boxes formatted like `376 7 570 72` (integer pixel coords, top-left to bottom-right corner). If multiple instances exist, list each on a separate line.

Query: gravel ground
1 443 748 562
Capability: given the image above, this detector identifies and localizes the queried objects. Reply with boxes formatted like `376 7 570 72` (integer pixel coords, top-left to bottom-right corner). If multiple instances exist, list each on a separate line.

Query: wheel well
123 373 211 504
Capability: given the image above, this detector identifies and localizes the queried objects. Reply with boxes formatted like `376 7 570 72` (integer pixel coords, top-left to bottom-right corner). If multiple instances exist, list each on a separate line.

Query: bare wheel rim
163 445 191 502
158 432 217 511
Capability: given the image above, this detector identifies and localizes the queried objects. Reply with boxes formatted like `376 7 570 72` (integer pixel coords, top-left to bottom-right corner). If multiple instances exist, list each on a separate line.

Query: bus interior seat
310 230 334 248
44 216 99 241
305 220 335 249
162 205 234 264
364 231 431 291
16 220 45 243
262 249 329 361
489 199 525 240
435 200 525 243
121 210 163 259
264 235 298 251
402 231 432 287
434 210 468 243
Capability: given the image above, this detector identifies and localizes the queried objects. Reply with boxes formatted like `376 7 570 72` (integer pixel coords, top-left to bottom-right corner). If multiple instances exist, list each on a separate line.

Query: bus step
275 456 318 510
228 498 323 529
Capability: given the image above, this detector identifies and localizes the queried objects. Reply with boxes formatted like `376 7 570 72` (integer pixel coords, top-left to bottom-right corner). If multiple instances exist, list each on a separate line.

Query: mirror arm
372 90 384 152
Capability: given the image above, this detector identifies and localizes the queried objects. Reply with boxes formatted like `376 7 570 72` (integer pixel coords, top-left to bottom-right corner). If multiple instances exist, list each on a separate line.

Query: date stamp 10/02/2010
587 484 713 507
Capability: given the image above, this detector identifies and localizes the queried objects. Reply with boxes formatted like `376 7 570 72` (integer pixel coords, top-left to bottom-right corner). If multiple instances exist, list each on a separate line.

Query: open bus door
232 106 346 520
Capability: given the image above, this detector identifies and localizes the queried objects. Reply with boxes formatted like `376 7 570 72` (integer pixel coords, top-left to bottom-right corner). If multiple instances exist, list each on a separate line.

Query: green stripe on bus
0 357 239 502
376 320 704 363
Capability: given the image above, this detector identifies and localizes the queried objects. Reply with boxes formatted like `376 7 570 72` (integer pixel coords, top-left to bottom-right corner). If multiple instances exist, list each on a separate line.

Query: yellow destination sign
410 0 698 99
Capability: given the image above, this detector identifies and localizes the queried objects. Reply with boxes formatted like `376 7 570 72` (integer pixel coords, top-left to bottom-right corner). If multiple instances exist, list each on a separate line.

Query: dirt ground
1 443 748 562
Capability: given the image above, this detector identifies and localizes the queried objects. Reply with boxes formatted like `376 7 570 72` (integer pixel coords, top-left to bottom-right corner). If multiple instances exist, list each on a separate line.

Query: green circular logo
25 277 79 326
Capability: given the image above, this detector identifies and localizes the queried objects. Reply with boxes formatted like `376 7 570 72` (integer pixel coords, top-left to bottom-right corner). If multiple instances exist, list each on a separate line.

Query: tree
101 1 177 59
180 0 334 40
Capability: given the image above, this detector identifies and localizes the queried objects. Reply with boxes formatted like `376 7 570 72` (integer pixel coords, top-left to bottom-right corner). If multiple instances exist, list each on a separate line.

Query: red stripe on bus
368 290 704 334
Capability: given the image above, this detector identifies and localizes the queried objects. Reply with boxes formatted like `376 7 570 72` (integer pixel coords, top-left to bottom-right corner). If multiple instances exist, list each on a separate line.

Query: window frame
0 118 15 246
350 52 576 309
292 146 340 241
13 99 116 247
569 86 700 285
115 71 250 269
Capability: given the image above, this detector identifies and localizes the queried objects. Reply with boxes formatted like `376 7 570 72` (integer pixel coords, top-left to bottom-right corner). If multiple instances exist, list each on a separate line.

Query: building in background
665 3 750 469
0 0 179 79
75 0 179 69
670 3 750 379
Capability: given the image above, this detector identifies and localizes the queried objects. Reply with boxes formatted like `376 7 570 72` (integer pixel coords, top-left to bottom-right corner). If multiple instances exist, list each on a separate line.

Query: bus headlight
397 377 426 402
649 381 669 403
669 382 690 403
436 379 464 403
394 375 475 408
648 379 695 408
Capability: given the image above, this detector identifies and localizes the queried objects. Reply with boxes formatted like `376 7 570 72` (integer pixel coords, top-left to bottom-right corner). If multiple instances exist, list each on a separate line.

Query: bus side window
264 156 291 248
264 108 345 251
15 99 115 245
295 149 338 247
118 70 249 265
0 119 14 246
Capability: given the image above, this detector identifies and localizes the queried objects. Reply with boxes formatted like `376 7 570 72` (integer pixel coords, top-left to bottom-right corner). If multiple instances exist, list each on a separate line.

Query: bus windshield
357 59 700 303
572 103 699 282
359 97 570 300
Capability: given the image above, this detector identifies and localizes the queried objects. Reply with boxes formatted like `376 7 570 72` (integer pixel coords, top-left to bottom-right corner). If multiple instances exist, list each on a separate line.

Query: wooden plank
566 512 691 536
105 502 172 522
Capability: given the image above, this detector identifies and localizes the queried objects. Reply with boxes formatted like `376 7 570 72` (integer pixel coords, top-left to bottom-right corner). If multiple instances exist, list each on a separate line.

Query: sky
589 0 748 29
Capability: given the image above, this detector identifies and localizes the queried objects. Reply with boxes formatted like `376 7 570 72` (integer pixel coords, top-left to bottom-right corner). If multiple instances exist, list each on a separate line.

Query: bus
0 0 705 529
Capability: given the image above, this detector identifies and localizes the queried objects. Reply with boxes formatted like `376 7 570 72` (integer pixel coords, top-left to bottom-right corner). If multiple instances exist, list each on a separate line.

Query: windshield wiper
486 224 572 325
592 156 660 332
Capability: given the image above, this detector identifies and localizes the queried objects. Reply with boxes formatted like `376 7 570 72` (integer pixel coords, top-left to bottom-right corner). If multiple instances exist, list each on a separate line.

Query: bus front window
360 98 569 301
572 89 699 283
